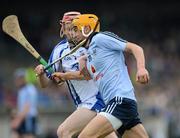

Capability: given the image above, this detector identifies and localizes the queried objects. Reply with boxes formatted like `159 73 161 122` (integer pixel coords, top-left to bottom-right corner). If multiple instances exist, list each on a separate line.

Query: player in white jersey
70 14 150 138
35 12 117 138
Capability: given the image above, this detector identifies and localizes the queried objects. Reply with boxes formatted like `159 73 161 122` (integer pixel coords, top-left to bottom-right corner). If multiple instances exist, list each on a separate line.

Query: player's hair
72 14 100 37
60 11 81 38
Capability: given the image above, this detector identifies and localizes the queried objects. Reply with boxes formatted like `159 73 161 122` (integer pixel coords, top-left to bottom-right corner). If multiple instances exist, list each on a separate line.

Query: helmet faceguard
60 11 81 38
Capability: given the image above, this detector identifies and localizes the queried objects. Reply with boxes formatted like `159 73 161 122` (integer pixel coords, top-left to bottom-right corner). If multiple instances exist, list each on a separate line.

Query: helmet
60 11 81 38
72 14 100 37
60 11 81 24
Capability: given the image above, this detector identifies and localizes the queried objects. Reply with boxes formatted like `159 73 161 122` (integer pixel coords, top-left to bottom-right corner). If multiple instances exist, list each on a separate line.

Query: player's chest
86 48 104 77
87 47 105 67
62 47 87 71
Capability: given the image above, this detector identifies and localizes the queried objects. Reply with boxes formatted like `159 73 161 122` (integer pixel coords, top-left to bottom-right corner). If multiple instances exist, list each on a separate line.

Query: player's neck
84 32 99 49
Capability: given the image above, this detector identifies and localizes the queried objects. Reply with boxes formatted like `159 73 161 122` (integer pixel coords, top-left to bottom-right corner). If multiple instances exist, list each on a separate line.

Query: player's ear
84 25 91 35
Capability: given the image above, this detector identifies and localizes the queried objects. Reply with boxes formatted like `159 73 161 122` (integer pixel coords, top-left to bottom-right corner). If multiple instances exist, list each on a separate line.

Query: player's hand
52 72 65 81
11 118 21 129
34 64 45 77
136 68 150 84
78 55 87 72
78 56 91 80
52 72 65 85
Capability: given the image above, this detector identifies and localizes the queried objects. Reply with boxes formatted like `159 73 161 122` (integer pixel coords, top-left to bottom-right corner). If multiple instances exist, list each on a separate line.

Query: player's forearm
37 74 51 88
63 71 85 80
78 56 92 80
125 42 145 70
133 46 145 70
16 104 30 123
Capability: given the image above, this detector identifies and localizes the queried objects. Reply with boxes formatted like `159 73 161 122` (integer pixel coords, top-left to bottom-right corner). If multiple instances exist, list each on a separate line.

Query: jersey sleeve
95 32 127 51
48 48 56 70
47 43 64 78
45 49 55 78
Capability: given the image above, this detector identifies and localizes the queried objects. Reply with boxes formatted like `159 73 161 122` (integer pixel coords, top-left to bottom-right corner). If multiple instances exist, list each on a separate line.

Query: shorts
100 97 142 136
15 116 37 135
77 92 105 113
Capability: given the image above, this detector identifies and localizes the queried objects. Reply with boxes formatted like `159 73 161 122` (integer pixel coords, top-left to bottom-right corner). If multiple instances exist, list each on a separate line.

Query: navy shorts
102 97 142 136
15 116 37 135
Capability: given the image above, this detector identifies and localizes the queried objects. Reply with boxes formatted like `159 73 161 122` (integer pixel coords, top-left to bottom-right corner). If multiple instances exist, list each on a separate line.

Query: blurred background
0 0 180 138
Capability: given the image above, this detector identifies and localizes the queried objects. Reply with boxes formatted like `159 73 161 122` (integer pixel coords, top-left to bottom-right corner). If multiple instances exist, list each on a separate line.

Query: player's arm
124 42 150 84
52 71 85 80
34 64 51 88
17 103 30 121
35 64 64 88
52 55 92 80
79 55 92 80
11 103 30 129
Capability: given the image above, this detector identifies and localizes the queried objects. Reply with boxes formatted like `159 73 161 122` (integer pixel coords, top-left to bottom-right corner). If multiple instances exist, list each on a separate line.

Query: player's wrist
36 72 45 77
61 74 66 80
137 64 145 70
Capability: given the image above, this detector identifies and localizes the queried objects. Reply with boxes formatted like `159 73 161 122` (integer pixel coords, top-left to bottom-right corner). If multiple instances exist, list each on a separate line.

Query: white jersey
48 39 105 111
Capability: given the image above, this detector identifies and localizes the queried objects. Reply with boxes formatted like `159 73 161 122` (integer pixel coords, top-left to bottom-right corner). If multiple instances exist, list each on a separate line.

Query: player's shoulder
26 84 38 94
54 39 69 50
58 39 68 46
91 31 113 45
91 31 127 48
26 84 36 90
94 31 126 42
92 32 106 40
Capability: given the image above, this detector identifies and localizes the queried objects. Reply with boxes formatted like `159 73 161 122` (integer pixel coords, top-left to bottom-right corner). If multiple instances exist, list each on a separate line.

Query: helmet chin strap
60 27 64 38
82 26 93 37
